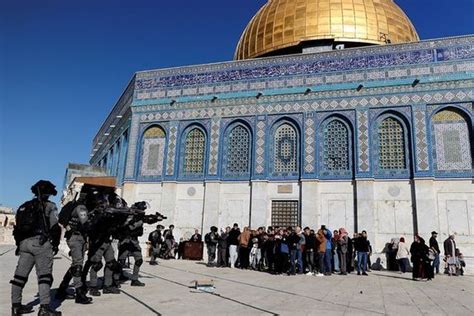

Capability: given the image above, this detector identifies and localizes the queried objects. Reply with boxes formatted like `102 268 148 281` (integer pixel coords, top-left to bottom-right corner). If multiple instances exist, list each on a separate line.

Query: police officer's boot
11 303 33 315
75 287 93 304
37 305 61 316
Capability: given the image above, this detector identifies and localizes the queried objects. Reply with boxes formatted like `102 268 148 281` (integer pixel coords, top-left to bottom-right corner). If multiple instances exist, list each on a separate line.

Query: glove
53 246 59 256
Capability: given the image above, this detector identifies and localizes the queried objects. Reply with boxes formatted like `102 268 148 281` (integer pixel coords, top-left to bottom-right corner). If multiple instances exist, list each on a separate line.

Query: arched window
183 128 206 175
273 123 298 174
140 126 166 176
322 119 350 172
432 109 472 172
378 117 407 170
223 124 251 177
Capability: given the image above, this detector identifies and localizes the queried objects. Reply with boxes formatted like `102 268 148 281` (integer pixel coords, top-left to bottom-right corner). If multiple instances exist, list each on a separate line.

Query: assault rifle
99 201 167 225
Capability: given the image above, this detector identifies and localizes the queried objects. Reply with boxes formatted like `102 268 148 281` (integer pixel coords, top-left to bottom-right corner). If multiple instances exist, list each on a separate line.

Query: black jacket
429 237 440 254
354 237 370 252
443 238 456 257
228 228 240 246
304 233 317 250
287 233 300 250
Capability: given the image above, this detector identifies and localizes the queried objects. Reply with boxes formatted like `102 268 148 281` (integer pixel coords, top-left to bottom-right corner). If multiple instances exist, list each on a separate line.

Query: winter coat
228 228 240 246
443 238 456 257
316 229 326 253
325 230 333 251
305 233 317 250
337 235 348 254
396 241 410 259
354 237 370 252
238 230 251 248
287 232 300 250
218 232 228 248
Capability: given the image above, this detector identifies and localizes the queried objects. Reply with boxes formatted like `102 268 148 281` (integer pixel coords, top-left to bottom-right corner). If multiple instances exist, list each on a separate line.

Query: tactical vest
14 199 49 244
65 205 89 239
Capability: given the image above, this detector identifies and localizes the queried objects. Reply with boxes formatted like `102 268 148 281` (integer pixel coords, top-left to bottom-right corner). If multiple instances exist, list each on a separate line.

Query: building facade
89 0 474 259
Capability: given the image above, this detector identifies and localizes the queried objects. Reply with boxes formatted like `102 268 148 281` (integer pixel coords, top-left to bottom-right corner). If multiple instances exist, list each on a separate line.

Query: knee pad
38 273 53 286
71 265 83 277
10 274 28 288
135 258 143 267
92 261 103 272
106 260 122 273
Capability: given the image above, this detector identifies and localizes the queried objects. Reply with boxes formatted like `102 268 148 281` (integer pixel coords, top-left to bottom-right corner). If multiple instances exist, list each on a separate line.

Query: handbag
428 249 436 260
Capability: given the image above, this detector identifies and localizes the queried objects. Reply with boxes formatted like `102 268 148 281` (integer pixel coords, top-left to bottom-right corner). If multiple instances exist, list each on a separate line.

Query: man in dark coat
429 231 440 274
444 234 457 275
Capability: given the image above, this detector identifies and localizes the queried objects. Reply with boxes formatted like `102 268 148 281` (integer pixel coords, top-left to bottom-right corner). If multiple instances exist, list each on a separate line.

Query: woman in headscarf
410 235 433 281
337 227 349 275
396 237 410 273
387 237 400 271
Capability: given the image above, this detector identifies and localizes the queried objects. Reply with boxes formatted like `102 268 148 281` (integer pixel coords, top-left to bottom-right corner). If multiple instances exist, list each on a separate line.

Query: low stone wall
0 227 15 245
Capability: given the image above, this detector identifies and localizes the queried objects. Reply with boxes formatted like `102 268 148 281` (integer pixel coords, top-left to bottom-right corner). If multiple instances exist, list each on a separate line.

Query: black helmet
210 226 218 232
31 180 57 196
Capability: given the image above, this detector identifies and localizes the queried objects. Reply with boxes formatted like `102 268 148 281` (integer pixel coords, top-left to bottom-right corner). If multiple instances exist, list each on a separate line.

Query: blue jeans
290 249 303 274
357 252 368 273
432 254 440 274
324 250 332 273
398 258 409 273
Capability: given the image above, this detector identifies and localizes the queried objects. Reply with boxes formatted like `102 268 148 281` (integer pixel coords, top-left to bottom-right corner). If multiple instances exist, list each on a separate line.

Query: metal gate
271 200 299 228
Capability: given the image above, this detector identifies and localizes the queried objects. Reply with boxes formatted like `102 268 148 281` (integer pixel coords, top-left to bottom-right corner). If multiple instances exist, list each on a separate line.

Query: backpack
14 200 46 242
149 231 162 244
58 201 77 227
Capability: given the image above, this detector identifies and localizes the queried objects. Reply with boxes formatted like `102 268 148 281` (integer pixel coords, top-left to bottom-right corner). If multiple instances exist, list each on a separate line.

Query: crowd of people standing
197 223 374 276
147 222 468 282
193 224 467 281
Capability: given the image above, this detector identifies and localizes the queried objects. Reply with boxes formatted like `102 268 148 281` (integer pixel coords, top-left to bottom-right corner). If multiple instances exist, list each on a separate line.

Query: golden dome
235 0 419 60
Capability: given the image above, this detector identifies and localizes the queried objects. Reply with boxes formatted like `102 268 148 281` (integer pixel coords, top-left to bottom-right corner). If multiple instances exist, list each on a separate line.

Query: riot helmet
31 180 57 198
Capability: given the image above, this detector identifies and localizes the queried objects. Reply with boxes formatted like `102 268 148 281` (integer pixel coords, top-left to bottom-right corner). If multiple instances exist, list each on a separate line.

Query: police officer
56 197 93 304
118 212 145 286
86 193 122 296
11 180 62 316
148 224 164 265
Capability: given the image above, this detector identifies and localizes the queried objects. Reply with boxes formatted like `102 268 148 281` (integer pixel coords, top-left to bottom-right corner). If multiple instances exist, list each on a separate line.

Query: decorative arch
221 121 252 178
319 116 354 178
270 119 300 177
140 125 167 177
373 112 412 177
180 124 207 177
431 107 473 174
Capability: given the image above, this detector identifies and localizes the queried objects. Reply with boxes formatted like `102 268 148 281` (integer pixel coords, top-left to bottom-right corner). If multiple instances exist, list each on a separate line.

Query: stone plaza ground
1 245 473 316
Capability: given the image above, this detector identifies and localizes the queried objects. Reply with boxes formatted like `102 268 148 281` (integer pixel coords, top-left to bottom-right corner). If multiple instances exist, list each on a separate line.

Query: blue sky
1 0 473 209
